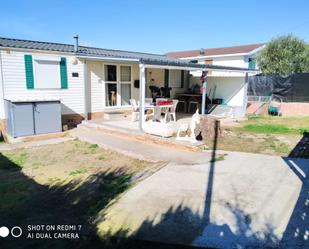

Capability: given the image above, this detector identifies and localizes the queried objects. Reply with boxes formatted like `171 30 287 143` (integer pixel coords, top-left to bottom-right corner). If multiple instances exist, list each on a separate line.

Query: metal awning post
139 64 146 132
201 71 208 115
243 72 249 114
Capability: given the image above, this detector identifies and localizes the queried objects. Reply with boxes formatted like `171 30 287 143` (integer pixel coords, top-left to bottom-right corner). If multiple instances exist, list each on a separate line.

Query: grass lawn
0 140 163 249
236 115 309 134
206 115 309 157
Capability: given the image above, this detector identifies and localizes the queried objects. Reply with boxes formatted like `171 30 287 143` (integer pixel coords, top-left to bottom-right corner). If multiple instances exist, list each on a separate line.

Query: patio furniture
155 98 172 122
149 85 162 99
188 98 200 113
160 87 172 98
177 100 187 113
166 99 179 122
130 99 154 122
145 98 153 104
130 99 139 121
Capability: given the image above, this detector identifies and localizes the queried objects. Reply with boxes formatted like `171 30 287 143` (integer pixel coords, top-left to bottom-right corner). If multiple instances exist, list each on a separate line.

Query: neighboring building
166 43 265 76
166 44 264 111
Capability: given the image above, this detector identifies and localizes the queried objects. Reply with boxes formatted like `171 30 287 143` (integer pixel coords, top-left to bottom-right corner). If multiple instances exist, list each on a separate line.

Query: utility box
5 99 62 138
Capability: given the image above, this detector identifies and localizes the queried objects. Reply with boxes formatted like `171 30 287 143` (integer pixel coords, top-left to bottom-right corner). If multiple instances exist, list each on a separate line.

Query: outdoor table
176 93 202 112
144 103 173 122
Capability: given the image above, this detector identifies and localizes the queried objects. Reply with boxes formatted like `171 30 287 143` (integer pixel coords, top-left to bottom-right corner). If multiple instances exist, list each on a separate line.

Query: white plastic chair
130 99 139 121
166 99 179 122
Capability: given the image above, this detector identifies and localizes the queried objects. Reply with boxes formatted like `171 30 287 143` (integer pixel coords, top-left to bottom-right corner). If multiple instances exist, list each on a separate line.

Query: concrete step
70 126 211 164
103 111 130 120
77 121 203 153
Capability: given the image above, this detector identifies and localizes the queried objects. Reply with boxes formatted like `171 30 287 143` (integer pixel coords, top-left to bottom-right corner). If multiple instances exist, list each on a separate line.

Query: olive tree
257 34 309 75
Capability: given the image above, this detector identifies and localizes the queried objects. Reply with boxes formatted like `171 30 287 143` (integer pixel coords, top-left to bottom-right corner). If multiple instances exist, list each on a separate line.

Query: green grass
241 124 308 134
69 168 88 176
7 152 29 166
89 144 98 149
236 116 309 134
210 154 226 163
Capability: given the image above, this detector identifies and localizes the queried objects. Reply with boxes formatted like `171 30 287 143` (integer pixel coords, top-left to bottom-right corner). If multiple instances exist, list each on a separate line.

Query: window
190 60 198 63
34 59 61 89
120 66 131 105
105 65 117 82
169 70 182 88
120 66 131 82
248 58 256 70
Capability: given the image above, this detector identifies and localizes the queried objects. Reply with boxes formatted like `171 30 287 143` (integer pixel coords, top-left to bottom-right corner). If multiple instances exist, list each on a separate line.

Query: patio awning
138 59 256 132
139 58 259 73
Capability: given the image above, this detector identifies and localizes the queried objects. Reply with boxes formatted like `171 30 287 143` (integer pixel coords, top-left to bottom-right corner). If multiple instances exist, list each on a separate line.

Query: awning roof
139 58 259 73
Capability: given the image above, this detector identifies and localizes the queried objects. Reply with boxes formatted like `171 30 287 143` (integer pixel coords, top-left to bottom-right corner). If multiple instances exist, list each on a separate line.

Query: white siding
211 56 248 76
207 76 246 106
0 50 85 117
191 76 246 107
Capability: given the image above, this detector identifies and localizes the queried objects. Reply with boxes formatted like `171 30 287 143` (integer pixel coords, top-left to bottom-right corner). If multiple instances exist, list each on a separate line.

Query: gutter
76 55 140 63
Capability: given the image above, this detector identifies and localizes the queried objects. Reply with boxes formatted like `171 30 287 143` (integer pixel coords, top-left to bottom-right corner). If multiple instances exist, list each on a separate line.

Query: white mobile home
0 36 255 137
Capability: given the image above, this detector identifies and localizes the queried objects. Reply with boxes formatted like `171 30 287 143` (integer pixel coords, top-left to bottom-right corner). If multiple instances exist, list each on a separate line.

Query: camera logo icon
0 226 9 238
0 226 22 238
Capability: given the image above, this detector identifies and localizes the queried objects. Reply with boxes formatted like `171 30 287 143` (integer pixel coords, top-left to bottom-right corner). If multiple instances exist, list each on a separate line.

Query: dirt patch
203 115 308 157
204 130 301 156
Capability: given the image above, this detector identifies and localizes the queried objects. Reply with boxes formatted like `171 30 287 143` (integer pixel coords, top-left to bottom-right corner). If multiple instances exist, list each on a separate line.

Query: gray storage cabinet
5 100 62 137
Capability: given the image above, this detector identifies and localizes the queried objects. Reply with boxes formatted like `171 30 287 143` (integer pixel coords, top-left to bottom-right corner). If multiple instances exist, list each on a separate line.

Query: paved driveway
99 152 308 249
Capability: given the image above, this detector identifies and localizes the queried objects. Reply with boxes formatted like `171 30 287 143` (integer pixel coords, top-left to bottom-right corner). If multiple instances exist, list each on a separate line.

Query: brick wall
247 102 309 116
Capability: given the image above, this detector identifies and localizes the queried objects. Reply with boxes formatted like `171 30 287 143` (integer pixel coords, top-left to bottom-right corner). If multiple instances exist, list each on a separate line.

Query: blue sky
0 0 308 54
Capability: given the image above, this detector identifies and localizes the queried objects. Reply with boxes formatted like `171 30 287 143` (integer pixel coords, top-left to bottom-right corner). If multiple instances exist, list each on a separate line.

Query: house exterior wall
87 61 104 113
191 76 246 107
211 56 248 76
0 49 85 118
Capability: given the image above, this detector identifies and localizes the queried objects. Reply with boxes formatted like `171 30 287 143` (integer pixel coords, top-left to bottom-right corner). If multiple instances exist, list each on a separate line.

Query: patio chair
149 85 161 99
130 99 139 121
188 98 200 113
165 99 179 122
176 98 187 113
160 87 172 98
145 98 153 105
130 99 154 122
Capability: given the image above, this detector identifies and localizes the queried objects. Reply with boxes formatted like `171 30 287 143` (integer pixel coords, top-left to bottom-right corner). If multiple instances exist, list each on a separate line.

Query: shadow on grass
1 127 308 248
0 152 132 249
289 132 309 159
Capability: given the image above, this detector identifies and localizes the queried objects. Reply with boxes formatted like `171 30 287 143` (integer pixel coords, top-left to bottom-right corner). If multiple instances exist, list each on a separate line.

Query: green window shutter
60 57 68 89
24 55 34 89
164 69 169 88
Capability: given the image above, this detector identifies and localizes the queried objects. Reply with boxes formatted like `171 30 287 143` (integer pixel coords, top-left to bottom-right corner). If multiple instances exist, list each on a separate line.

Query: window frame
103 64 133 108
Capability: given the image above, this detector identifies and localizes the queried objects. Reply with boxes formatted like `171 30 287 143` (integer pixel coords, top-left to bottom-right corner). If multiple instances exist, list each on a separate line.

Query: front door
104 64 132 107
